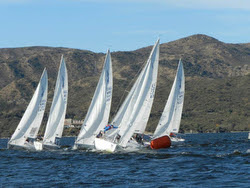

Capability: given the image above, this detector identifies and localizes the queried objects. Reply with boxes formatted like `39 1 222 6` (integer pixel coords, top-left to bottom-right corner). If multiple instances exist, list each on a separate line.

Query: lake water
0 132 249 187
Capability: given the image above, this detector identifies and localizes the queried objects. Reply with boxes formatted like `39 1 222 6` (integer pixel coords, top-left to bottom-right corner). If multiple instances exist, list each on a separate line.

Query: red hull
150 135 171 149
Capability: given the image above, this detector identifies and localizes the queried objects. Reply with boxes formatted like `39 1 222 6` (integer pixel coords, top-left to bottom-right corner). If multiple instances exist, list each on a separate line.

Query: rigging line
112 59 148 117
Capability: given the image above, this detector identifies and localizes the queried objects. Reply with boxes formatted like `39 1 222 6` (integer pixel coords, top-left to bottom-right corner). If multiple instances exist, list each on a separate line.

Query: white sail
8 69 48 148
74 50 113 147
43 56 68 146
105 39 160 148
153 59 185 139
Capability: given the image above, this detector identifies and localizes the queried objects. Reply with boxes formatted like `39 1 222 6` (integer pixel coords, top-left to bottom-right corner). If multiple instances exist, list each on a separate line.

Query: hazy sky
0 0 250 52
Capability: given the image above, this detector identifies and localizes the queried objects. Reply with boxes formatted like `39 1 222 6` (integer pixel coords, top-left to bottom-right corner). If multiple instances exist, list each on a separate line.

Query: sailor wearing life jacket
104 124 117 133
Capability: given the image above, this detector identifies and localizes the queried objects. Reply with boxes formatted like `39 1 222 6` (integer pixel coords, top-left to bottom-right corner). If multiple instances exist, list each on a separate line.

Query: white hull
72 143 94 150
43 143 60 150
34 141 43 151
248 132 250 139
8 142 36 151
94 138 117 152
34 141 61 151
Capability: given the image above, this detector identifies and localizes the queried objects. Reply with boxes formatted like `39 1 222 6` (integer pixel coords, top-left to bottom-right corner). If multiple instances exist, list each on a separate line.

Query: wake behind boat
34 55 68 151
94 39 160 152
8 69 48 151
150 59 185 149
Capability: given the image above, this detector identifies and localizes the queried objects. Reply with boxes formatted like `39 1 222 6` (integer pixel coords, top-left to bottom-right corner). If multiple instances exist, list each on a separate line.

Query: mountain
0 34 249 137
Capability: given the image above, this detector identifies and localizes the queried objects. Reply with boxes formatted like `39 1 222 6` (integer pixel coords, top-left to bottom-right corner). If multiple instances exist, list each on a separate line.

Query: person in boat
169 132 176 137
115 134 121 142
96 130 104 138
36 135 43 141
104 124 118 133
25 138 30 143
135 133 144 144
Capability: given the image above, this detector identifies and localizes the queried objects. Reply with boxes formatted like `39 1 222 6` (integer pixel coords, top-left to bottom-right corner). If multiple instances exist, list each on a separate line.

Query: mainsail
153 59 185 139
43 56 68 146
105 39 160 148
8 69 48 147
74 50 113 147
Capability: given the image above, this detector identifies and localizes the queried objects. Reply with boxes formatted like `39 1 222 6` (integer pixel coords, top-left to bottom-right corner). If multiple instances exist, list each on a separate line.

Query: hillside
0 34 249 137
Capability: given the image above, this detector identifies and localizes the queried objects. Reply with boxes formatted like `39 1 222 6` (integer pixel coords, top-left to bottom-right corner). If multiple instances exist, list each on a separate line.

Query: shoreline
1 131 249 139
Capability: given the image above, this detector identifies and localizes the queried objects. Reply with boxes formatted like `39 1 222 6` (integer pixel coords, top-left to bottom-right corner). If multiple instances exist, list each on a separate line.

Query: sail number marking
106 87 112 102
150 83 156 98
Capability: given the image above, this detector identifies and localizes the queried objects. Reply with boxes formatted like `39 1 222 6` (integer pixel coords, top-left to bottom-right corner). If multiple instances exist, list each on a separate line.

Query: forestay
74 50 113 147
106 39 160 148
153 60 185 139
43 56 68 146
8 69 48 147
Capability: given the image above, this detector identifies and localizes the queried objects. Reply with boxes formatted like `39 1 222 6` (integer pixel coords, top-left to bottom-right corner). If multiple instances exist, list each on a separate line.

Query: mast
9 69 48 146
43 55 68 145
105 39 160 147
75 49 113 146
153 59 185 139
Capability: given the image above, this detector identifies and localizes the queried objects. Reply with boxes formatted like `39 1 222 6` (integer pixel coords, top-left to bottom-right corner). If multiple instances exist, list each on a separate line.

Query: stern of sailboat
94 138 117 152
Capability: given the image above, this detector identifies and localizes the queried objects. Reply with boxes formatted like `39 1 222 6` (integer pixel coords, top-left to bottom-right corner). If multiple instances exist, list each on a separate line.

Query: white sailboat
8 69 48 150
150 59 185 149
34 55 68 150
95 39 160 152
73 50 113 150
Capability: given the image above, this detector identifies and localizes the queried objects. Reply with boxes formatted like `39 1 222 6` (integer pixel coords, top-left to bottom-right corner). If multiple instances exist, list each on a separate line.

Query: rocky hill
0 34 249 137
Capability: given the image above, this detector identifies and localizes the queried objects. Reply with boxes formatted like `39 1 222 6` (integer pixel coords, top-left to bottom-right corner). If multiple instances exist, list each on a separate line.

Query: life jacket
104 124 112 132
170 132 175 137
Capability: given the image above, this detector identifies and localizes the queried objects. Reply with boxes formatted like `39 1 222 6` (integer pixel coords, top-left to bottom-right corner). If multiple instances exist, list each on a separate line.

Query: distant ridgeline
0 34 249 137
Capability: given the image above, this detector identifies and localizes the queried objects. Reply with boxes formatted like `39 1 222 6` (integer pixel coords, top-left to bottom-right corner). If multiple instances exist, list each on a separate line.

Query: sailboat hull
8 142 36 151
43 143 61 150
150 135 171 149
33 141 61 151
8 69 48 152
34 141 43 151
94 138 117 152
73 143 94 150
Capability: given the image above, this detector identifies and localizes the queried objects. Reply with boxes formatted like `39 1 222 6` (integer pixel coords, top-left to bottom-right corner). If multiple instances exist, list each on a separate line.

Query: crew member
104 124 117 133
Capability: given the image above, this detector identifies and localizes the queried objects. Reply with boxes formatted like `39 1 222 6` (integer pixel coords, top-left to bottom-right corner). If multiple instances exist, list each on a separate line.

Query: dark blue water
0 132 249 187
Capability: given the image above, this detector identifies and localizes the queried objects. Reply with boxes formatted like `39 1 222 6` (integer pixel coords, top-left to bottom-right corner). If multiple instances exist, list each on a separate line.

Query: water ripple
0 132 249 187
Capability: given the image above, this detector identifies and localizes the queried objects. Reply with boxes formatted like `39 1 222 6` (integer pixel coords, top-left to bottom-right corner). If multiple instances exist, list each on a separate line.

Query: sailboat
150 59 185 149
95 39 160 152
73 49 113 150
8 69 48 150
34 55 68 150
